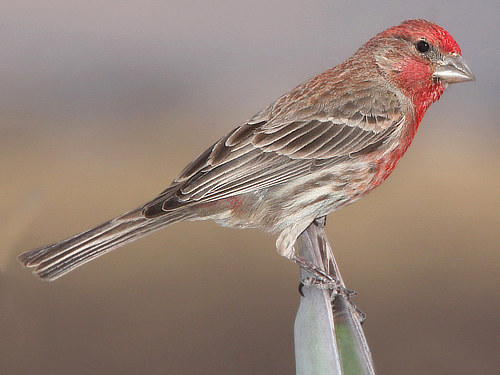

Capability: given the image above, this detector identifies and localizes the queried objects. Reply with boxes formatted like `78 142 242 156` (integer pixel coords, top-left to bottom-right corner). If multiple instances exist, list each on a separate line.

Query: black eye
415 40 430 53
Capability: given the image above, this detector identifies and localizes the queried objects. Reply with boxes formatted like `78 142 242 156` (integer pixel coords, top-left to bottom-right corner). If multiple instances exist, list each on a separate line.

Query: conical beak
433 54 475 84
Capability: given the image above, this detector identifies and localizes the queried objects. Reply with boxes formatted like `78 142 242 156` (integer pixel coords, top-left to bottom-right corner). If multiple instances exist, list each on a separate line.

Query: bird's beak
433 54 475 84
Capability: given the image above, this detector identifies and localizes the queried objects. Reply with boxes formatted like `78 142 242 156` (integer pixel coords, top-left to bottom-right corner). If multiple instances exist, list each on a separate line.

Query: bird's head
364 19 474 119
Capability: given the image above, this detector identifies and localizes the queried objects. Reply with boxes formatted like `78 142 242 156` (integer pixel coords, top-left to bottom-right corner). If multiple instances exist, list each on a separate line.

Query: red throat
374 59 445 185
397 71 444 162
413 82 445 124
393 57 445 125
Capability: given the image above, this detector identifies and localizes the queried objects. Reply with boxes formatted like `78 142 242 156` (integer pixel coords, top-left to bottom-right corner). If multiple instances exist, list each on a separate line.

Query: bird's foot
298 275 356 298
331 292 367 324
298 276 338 296
354 306 367 324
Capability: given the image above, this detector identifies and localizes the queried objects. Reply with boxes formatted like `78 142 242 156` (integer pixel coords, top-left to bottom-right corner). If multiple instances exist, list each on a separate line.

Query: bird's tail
18 206 190 281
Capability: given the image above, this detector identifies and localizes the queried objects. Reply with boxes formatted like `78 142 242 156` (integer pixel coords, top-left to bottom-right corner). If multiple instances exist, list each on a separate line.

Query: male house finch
19 19 474 280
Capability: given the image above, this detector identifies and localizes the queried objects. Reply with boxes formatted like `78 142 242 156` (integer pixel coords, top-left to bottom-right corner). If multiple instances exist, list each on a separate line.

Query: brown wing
143 85 404 216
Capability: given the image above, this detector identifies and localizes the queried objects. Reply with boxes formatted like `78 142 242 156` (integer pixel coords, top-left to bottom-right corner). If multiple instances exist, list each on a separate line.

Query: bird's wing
143 88 404 215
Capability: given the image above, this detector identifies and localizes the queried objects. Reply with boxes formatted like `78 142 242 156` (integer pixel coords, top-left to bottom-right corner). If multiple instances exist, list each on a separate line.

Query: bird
18 19 474 281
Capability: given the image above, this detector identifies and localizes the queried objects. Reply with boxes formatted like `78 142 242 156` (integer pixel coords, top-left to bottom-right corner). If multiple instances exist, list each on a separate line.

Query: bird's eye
415 40 430 53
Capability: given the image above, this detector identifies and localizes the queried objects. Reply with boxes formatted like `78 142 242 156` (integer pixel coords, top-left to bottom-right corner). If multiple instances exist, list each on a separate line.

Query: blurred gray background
2 1 499 374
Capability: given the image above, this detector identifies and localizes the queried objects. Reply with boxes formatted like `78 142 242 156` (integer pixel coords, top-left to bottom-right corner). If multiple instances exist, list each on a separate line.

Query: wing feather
143 84 405 214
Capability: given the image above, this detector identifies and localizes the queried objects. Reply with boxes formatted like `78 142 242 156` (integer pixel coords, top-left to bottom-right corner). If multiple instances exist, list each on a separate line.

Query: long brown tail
18 207 190 281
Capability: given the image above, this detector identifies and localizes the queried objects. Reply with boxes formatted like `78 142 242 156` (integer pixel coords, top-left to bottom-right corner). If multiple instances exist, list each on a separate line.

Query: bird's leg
278 220 339 287
295 216 353 296
291 254 337 285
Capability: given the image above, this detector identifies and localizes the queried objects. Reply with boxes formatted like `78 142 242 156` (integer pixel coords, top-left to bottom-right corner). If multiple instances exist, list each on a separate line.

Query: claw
298 281 306 297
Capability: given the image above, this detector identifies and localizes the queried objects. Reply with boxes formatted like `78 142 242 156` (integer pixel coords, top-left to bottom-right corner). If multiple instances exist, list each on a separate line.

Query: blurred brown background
1 1 499 374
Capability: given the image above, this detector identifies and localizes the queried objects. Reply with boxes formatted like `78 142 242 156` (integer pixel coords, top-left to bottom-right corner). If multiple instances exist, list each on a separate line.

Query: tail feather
18 207 190 281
